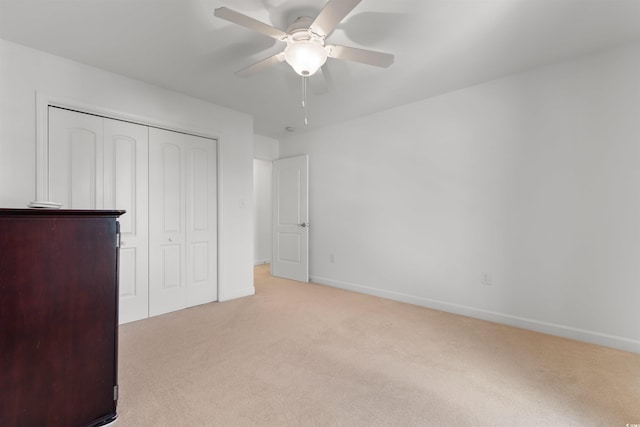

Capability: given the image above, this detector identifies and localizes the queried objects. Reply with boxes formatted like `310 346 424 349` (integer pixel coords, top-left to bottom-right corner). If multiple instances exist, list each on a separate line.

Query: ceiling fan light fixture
284 39 328 76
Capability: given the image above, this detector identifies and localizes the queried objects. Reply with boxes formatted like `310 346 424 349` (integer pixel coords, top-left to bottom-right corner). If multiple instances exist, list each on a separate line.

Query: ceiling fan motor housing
286 16 315 33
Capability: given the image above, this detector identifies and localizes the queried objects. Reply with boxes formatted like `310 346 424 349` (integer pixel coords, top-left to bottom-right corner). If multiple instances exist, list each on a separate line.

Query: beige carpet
117 265 640 426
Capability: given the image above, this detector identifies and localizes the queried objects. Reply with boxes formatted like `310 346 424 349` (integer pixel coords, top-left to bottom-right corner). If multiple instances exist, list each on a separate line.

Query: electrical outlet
481 272 492 286
329 253 335 263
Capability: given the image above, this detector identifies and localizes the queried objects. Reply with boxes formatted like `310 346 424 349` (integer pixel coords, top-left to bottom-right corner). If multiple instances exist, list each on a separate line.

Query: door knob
298 222 309 228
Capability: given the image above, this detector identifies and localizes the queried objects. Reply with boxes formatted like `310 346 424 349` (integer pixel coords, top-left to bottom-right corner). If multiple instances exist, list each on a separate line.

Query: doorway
253 158 273 266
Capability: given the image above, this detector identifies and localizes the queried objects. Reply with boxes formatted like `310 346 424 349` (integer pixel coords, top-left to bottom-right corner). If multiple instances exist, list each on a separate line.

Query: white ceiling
1 0 639 138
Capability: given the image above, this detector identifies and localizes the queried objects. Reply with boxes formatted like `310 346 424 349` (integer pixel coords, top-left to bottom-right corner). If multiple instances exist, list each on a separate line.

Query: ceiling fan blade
214 7 288 40
309 0 362 37
235 51 286 78
327 45 394 68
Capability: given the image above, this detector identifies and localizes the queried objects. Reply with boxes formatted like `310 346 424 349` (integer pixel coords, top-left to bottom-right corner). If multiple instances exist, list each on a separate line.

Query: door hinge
114 385 119 401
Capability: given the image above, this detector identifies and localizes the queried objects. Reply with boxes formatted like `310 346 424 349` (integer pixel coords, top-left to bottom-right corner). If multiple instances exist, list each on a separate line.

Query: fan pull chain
302 76 308 126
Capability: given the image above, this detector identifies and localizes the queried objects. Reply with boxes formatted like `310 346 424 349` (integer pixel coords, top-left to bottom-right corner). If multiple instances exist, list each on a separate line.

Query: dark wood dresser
0 209 124 427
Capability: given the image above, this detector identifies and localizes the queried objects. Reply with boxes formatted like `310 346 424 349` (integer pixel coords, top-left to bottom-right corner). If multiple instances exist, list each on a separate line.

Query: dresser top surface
0 208 125 217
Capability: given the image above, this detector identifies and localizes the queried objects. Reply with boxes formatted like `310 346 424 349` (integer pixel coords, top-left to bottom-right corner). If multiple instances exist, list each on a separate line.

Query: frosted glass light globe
284 40 328 76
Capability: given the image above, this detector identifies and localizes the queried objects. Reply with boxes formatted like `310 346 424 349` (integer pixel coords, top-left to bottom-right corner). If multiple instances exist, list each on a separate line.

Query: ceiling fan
213 0 395 78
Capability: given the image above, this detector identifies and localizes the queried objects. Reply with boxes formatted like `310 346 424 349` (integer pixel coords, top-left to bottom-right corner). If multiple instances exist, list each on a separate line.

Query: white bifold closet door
148 128 217 316
48 109 105 209
103 118 150 324
48 108 149 323
47 107 217 323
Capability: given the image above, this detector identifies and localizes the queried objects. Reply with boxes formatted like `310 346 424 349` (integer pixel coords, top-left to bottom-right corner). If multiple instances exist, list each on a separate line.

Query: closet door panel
161 144 183 232
186 135 218 306
48 107 104 209
149 128 187 316
104 118 149 324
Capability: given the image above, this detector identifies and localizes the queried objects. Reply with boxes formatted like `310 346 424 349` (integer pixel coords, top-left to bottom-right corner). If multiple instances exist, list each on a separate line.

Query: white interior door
185 134 218 307
49 108 150 324
149 129 218 316
149 128 187 316
104 118 149 324
48 107 104 209
272 155 309 282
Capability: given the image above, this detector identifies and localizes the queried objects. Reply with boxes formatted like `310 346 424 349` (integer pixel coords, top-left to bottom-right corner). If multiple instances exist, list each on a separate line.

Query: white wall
280 42 640 353
253 159 272 265
252 134 279 265
254 134 279 161
0 39 255 301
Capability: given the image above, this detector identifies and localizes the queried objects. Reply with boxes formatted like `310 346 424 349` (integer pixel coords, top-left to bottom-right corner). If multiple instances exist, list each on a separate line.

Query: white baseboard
254 259 271 266
311 275 640 354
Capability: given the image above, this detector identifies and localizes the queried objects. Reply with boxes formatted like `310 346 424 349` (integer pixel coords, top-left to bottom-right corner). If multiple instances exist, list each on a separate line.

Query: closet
47 107 217 323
